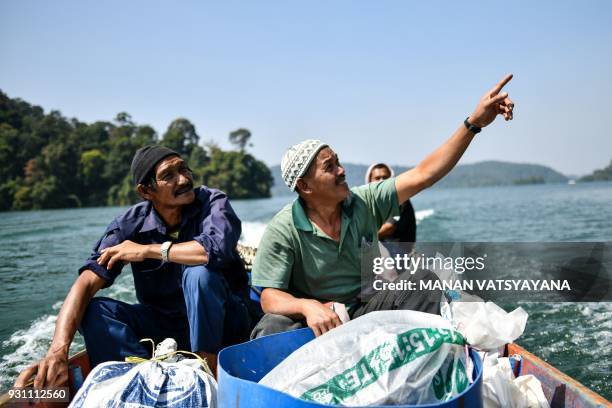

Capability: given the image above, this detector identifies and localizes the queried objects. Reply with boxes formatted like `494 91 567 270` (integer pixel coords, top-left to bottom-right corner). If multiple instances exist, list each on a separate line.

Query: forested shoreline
579 160 612 182
0 90 273 211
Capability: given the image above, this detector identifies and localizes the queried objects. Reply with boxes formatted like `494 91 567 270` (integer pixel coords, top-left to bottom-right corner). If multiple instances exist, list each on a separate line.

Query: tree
107 174 140 206
104 114 158 205
161 118 200 157
0 123 19 181
74 121 112 152
114 112 134 127
580 160 612 182
80 149 107 205
228 128 252 152
187 145 210 185
201 147 272 199
0 90 272 209
0 179 18 211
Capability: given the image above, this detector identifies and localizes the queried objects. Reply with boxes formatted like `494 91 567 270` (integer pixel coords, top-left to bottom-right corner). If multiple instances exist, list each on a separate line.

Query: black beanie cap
131 145 180 186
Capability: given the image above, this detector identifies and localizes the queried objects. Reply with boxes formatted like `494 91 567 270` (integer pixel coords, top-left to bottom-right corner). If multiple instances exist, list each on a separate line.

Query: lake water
1 182 611 398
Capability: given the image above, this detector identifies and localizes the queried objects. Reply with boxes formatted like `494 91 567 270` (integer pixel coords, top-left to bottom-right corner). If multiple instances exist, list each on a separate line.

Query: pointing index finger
490 73 513 96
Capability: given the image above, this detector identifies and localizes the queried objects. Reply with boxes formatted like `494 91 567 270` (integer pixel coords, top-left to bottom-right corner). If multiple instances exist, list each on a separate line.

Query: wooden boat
1 245 609 407
0 350 90 407
1 342 608 407
500 344 610 407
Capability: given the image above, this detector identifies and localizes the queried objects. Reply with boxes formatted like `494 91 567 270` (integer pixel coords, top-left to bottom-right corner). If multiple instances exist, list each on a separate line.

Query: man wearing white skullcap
251 74 515 337
365 163 417 245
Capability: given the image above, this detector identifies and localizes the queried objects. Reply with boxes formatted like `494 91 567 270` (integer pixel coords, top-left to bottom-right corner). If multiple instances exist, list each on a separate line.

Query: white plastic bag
482 353 515 407
513 375 550 408
260 310 469 406
481 353 550 408
431 250 528 351
449 301 528 351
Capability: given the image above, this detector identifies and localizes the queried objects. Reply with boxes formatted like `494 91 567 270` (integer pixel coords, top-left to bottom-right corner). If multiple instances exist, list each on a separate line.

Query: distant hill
270 161 568 196
579 160 612 182
434 161 568 188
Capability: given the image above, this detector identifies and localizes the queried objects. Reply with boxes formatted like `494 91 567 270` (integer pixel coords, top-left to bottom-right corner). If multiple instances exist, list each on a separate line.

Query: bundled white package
259 310 469 406
69 352 217 407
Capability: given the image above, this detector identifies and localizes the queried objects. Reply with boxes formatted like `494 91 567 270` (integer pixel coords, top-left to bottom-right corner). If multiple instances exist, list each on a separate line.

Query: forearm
416 123 475 185
48 270 103 357
378 222 396 239
396 123 474 203
260 288 310 318
147 240 208 265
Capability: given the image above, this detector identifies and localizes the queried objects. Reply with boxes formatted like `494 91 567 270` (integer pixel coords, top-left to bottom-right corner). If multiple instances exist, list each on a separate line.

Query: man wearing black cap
15 145 251 388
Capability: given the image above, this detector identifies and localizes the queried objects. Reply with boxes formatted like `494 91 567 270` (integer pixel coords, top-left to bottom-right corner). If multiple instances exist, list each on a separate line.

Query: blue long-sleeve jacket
79 186 247 318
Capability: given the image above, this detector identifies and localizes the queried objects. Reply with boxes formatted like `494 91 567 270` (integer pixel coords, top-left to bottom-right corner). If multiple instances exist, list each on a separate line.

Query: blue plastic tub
219 328 483 408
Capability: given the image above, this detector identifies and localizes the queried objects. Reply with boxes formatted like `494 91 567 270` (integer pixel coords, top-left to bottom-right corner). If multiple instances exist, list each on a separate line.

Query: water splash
0 279 134 392
416 208 435 224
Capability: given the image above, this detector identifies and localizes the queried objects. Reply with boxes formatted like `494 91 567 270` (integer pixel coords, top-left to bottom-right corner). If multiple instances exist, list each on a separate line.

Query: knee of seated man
83 297 114 317
250 313 303 339
80 297 116 332
182 264 225 291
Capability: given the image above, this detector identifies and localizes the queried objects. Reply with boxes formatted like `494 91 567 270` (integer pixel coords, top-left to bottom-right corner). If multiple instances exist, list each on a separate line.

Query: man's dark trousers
80 265 252 367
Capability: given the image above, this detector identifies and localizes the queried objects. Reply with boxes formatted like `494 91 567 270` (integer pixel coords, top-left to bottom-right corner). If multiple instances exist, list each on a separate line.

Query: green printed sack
259 311 469 406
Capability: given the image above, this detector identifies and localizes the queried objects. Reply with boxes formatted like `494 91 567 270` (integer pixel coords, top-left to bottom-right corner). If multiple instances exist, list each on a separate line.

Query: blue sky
1 0 611 175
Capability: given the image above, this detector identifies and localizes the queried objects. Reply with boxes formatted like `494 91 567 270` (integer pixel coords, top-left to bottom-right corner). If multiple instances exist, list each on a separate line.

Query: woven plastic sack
69 358 217 407
259 310 469 406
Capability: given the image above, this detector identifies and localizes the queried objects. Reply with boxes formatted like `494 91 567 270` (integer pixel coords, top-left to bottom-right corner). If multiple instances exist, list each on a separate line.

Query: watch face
161 241 172 262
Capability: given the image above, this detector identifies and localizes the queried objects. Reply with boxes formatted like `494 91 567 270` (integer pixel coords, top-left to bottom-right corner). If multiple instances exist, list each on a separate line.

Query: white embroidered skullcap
281 139 329 191
364 163 395 184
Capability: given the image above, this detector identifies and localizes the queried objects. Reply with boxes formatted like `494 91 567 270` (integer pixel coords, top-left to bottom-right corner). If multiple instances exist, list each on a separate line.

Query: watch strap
464 117 482 134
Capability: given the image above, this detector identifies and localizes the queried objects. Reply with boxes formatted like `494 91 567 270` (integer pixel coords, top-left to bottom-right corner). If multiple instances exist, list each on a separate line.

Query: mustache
175 182 194 195
335 175 346 185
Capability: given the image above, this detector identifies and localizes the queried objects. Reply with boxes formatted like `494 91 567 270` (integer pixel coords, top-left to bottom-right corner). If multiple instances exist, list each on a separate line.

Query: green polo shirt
251 177 399 303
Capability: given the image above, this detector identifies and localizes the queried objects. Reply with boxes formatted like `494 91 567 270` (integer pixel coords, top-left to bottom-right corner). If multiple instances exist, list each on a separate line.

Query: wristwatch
464 117 482 134
160 241 173 263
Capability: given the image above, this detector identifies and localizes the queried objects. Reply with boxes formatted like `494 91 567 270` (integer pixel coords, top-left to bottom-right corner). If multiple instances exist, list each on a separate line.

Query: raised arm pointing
396 74 515 204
